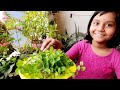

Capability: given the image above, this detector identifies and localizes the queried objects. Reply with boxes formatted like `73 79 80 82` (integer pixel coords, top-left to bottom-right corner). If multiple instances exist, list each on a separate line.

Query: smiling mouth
94 33 105 37
94 32 105 36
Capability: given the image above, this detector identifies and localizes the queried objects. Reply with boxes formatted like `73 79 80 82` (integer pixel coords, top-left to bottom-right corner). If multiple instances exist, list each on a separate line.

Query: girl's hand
40 38 63 51
32 43 42 49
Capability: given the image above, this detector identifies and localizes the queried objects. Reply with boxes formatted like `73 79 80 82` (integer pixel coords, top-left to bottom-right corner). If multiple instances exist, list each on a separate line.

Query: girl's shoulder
113 48 120 56
111 48 120 71
77 39 90 46
110 48 120 63
74 39 90 50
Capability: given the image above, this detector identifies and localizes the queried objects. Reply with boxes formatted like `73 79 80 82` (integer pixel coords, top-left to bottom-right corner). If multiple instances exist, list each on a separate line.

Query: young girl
40 11 120 79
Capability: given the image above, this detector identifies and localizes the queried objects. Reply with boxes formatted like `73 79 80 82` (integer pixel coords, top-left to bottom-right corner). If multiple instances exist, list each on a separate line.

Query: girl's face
89 12 116 44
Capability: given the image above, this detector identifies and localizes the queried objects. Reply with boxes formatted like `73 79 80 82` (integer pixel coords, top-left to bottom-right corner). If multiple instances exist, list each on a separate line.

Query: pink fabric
66 40 120 79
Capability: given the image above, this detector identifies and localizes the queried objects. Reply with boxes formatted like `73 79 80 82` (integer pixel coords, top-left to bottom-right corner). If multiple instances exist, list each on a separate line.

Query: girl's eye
106 24 113 27
93 22 99 25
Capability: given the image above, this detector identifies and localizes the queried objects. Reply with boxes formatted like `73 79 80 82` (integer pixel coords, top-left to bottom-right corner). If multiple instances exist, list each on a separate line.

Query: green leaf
58 68 61 74
50 46 54 52
4 63 15 78
61 66 66 72
45 68 50 74
80 66 86 71
55 72 58 76
16 60 24 67
76 65 80 71
0 75 4 79
15 68 19 75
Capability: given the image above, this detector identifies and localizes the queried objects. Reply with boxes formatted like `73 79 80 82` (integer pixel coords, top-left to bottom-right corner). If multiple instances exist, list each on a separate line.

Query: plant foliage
15 47 75 79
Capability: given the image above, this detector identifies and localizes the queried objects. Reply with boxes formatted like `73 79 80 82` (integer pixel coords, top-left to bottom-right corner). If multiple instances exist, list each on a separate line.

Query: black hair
84 11 120 48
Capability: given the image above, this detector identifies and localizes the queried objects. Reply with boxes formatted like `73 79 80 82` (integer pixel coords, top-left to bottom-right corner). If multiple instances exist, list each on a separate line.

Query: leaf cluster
3 13 18 30
16 46 74 79
0 56 18 79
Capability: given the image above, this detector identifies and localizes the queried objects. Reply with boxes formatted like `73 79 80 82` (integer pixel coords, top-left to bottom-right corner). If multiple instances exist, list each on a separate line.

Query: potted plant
15 46 77 79
0 21 20 79
2 11 85 79
57 23 86 53
15 11 57 46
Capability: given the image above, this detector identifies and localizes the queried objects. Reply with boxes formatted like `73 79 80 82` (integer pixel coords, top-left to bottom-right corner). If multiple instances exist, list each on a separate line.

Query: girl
40 11 120 79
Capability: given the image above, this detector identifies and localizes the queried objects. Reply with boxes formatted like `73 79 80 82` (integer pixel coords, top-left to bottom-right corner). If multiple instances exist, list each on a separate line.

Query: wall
54 11 95 36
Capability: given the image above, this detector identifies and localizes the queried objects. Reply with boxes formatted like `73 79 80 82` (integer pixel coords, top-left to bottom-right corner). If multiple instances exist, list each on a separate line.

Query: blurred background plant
2 11 58 54
1 11 86 54
116 45 120 51
57 22 86 53
2 11 18 30
0 11 86 79
0 21 19 79
9 11 57 44
0 21 15 56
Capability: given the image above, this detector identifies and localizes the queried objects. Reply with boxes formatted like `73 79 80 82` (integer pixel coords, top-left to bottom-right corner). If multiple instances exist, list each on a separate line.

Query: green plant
15 46 75 79
0 22 19 79
3 11 58 48
0 21 15 56
116 45 120 51
72 61 86 78
2 11 18 30
14 11 57 44
0 53 19 79
1 12 86 79
58 23 86 53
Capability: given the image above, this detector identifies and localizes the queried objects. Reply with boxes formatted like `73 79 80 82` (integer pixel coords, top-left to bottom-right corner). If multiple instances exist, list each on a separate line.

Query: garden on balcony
0 11 86 79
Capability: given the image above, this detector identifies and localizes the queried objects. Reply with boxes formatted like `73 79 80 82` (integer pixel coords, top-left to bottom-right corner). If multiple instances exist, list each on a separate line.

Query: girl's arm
113 52 120 79
40 38 84 61
66 42 80 61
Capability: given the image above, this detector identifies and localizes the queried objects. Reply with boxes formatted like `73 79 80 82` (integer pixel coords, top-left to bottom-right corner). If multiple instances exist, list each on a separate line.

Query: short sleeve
113 51 120 79
66 40 86 61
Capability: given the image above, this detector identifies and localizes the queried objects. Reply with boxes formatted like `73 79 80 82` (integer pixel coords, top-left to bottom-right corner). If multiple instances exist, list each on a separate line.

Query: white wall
54 11 95 36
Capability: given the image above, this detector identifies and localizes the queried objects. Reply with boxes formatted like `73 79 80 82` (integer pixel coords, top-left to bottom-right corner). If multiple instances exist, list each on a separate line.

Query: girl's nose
97 25 105 32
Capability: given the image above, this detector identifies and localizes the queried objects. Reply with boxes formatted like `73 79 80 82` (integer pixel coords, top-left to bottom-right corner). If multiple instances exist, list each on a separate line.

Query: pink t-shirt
66 40 120 79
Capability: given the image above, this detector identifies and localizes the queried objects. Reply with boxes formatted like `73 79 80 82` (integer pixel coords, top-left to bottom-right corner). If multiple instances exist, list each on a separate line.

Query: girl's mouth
94 32 105 37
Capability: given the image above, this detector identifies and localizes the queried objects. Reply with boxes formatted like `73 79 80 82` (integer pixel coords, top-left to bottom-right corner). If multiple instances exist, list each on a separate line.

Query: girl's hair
84 11 120 48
